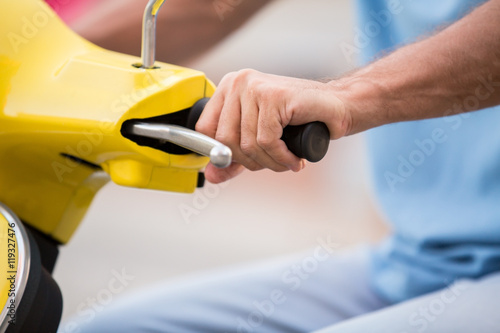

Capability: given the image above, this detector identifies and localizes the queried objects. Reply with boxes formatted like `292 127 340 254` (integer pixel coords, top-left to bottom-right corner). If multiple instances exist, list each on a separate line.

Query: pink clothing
45 0 100 23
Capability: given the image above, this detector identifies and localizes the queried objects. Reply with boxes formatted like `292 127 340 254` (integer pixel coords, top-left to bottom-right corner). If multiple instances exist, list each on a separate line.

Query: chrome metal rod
129 122 232 168
141 0 166 69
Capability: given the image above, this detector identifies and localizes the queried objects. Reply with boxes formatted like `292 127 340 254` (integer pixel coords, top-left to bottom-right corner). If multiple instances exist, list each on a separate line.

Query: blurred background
53 0 389 326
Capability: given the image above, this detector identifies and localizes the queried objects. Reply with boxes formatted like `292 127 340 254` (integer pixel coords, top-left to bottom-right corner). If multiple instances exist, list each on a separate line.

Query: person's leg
313 271 500 333
62 245 389 333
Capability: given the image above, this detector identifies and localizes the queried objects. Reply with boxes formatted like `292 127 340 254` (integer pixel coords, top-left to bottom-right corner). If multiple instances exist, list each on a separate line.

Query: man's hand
196 69 349 183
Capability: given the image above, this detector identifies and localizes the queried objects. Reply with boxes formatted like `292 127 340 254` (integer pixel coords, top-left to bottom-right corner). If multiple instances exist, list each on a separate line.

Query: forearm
335 0 500 136
72 0 272 65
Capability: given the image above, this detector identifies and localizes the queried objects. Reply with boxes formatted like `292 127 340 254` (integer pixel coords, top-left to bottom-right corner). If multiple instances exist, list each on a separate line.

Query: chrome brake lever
128 122 232 169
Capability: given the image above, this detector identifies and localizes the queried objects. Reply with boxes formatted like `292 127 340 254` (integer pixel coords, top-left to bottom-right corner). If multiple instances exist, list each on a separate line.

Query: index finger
196 92 225 138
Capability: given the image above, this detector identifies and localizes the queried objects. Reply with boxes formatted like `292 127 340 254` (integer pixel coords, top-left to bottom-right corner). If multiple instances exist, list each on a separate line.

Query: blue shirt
355 0 500 303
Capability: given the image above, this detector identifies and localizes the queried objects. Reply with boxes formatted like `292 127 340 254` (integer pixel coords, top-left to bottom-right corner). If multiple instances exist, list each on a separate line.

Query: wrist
308 81 353 140
328 73 389 136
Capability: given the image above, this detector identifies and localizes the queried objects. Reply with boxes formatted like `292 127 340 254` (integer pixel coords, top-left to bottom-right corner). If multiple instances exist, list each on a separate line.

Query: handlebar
123 98 330 167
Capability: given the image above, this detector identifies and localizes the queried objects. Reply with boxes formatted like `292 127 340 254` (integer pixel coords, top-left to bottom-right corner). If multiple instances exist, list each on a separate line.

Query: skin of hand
197 0 500 184
196 69 349 184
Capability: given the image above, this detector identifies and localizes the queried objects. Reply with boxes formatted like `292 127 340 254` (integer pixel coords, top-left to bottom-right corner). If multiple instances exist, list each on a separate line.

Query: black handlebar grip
188 98 330 163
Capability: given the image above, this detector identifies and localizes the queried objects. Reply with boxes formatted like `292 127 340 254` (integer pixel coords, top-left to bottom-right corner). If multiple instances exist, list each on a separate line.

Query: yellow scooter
0 0 330 331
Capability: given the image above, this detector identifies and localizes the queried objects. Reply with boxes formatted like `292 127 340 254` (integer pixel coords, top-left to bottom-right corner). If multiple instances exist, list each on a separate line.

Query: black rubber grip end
281 122 330 163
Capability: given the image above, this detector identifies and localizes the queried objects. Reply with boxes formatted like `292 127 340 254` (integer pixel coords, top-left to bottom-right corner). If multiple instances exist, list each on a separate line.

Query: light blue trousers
65 246 500 332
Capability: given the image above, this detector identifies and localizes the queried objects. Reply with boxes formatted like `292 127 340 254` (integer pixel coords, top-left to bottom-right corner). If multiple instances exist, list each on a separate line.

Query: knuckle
221 71 238 83
233 69 262 92
214 132 233 145
240 140 258 158
237 68 256 78
220 71 244 91
195 121 209 135
256 133 274 150
232 69 252 84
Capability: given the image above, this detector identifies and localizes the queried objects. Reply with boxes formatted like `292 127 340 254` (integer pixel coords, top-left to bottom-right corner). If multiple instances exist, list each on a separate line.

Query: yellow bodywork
0 0 215 243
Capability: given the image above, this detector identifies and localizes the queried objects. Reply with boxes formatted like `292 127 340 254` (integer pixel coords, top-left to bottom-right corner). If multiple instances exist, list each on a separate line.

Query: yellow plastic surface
0 0 215 243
